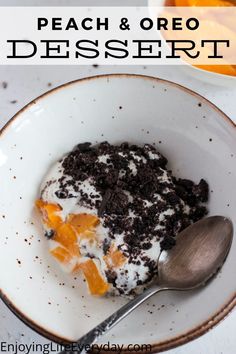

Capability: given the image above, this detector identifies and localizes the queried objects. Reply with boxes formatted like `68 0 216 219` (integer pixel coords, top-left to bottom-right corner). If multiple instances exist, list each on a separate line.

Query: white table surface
0 1 236 353
0 64 235 354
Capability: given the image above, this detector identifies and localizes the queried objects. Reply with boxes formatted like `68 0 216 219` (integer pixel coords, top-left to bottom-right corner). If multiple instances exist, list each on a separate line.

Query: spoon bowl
159 216 233 289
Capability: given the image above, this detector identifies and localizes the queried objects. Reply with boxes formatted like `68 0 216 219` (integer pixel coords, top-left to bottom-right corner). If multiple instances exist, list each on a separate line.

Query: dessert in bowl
0 74 235 352
36 141 208 297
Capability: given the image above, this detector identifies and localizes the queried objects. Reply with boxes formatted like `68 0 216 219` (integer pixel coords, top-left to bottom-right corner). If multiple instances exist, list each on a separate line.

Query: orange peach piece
104 245 127 269
50 246 72 263
79 259 109 296
67 213 100 234
35 199 62 229
54 223 80 256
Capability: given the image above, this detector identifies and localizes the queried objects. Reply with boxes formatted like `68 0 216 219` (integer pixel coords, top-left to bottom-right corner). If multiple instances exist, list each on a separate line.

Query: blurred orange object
165 1 236 76
188 0 234 5
196 64 236 75
175 0 190 5
175 0 234 5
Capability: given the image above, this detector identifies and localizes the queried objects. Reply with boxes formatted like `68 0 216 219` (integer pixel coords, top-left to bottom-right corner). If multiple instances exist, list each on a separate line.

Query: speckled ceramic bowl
0 74 235 353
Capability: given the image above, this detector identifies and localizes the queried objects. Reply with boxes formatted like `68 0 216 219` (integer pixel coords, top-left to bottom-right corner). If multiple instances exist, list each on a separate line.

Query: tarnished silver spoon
60 216 233 354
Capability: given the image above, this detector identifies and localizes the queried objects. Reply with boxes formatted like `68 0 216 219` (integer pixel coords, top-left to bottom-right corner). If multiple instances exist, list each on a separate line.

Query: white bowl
0 74 236 353
148 0 236 87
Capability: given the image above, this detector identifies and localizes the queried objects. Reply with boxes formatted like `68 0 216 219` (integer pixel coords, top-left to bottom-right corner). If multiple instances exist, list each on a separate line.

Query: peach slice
104 245 127 269
79 259 109 296
35 199 62 229
67 213 100 234
50 246 72 263
54 223 80 257
36 199 110 295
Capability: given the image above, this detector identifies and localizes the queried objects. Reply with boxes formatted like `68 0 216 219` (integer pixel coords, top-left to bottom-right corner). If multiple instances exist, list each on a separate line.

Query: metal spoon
60 216 233 354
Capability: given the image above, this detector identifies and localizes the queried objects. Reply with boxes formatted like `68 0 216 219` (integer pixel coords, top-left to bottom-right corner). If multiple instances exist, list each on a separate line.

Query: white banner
0 6 235 65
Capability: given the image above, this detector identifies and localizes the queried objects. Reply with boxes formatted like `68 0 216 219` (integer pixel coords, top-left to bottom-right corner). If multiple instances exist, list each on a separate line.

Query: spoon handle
59 285 166 354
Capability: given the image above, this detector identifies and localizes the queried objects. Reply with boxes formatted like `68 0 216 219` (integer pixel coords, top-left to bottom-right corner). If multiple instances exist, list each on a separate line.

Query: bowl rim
0 73 235 353
184 62 236 81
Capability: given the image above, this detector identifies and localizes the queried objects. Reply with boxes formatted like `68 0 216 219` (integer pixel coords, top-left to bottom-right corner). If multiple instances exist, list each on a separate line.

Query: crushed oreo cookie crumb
2 81 8 89
45 229 55 239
